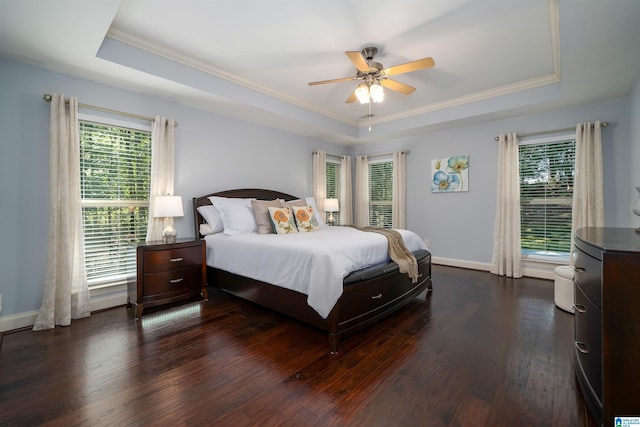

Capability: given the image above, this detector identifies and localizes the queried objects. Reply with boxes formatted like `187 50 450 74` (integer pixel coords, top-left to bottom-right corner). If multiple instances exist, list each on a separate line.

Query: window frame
519 133 576 263
79 113 152 289
325 158 341 225
368 156 394 228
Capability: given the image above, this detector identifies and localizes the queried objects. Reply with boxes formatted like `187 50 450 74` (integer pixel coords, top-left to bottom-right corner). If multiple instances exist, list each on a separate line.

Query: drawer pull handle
371 293 383 299
573 267 586 272
170 257 184 262
170 278 184 284
575 342 589 354
573 304 586 313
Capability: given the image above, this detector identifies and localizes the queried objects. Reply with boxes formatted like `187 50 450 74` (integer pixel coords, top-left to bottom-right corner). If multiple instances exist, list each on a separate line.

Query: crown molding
364 73 561 127
107 0 560 132
106 27 359 127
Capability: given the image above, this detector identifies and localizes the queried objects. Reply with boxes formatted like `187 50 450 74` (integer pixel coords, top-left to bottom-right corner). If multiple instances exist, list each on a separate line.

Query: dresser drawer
143 266 202 296
143 245 203 273
574 284 602 403
574 246 602 308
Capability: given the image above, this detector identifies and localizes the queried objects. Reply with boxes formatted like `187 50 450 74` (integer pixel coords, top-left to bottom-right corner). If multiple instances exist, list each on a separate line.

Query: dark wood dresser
573 227 640 426
127 238 208 318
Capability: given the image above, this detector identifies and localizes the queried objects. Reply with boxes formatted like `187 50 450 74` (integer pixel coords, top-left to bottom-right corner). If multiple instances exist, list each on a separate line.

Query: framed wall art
431 155 469 192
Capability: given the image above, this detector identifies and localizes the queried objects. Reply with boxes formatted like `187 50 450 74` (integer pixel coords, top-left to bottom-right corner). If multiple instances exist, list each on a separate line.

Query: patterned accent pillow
293 205 320 232
268 206 298 234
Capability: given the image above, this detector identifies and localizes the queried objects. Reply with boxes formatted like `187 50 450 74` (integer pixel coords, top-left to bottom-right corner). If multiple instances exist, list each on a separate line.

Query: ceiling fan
308 46 435 104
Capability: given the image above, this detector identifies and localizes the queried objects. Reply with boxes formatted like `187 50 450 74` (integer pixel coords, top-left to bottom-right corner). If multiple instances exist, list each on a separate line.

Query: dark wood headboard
192 188 298 238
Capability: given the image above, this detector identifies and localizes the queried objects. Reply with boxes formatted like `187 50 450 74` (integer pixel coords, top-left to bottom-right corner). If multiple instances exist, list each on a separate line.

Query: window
519 136 575 258
325 160 341 224
80 117 152 287
369 159 393 228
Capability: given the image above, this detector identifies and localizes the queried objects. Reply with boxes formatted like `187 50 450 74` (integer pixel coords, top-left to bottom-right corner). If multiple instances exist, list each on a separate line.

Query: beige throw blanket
348 225 419 283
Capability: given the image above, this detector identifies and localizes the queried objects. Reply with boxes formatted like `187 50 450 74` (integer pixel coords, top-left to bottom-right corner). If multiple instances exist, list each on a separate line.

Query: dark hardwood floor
0 265 597 427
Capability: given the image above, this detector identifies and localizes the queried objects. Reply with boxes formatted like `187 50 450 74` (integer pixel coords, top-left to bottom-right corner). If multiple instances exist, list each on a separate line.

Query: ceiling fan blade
345 90 358 104
345 51 370 73
380 79 416 95
308 76 356 86
384 57 435 76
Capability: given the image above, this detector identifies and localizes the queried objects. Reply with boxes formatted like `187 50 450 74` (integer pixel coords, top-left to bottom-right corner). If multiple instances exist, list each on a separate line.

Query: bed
193 188 432 353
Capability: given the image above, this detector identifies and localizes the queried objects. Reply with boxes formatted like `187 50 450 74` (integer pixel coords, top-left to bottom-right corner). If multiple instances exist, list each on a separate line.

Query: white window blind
369 159 393 228
79 119 152 287
519 137 575 256
325 161 341 224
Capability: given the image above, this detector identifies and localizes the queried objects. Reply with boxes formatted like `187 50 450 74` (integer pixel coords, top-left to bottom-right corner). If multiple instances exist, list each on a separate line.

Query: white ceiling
1 0 639 144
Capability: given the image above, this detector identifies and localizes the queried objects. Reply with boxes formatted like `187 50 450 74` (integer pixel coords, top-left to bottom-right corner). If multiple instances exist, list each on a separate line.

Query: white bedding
205 226 427 318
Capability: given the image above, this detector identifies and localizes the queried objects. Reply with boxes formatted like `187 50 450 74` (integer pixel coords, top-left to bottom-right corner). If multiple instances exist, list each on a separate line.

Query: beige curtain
146 116 177 242
571 121 604 257
490 133 523 278
312 150 327 214
392 151 407 229
339 155 353 225
355 156 369 226
33 94 91 330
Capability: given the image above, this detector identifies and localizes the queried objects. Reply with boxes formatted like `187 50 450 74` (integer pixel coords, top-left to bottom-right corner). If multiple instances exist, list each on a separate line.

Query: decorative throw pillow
305 196 327 227
197 205 224 234
268 206 298 234
282 199 307 209
208 196 257 235
292 205 320 232
251 199 284 234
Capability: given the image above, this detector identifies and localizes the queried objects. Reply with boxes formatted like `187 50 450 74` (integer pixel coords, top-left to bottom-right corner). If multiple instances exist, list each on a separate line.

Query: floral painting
431 155 469 192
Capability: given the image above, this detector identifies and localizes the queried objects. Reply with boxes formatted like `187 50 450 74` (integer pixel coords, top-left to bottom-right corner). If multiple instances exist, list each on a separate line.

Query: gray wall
1 54 637 323
0 56 347 319
393 98 633 262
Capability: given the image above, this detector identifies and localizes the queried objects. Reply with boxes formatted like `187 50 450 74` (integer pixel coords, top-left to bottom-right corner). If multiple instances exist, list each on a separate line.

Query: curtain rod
312 151 344 160
42 94 178 126
313 150 409 160
494 122 608 141
361 150 409 160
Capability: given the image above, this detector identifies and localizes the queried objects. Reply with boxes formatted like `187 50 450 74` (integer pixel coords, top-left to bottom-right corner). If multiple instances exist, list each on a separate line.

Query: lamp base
162 224 177 243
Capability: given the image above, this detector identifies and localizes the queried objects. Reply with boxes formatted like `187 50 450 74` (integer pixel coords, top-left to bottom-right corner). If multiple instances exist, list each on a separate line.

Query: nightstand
127 238 208 318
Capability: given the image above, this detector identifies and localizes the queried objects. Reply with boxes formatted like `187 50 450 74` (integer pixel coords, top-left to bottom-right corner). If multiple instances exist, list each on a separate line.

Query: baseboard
1 259 556 333
0 310 39 332
0 289 127 333
432 256 556 280
432 256 492 272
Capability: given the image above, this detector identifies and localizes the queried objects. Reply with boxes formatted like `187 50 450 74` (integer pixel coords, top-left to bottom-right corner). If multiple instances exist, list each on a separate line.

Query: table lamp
154 195 184 243
324 198 339 226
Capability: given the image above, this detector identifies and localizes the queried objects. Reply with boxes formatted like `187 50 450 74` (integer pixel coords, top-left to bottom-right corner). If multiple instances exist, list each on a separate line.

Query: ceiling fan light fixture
370 82 384 103
355 83 370 104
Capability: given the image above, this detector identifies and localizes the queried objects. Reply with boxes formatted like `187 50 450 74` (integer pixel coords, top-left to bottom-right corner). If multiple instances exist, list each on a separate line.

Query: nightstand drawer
143 266 202 296
143 246 202 273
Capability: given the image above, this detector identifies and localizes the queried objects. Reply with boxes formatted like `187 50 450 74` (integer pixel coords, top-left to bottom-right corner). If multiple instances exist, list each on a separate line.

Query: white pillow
199 223 216 236
305 196 327 227
197 205 224 234
209 196 257 235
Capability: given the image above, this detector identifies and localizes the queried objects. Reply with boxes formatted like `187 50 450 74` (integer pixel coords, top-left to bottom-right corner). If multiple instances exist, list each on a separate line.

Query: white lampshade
153 195 184 218
355 83 370 104
324 198 339 212
369 82 384 103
